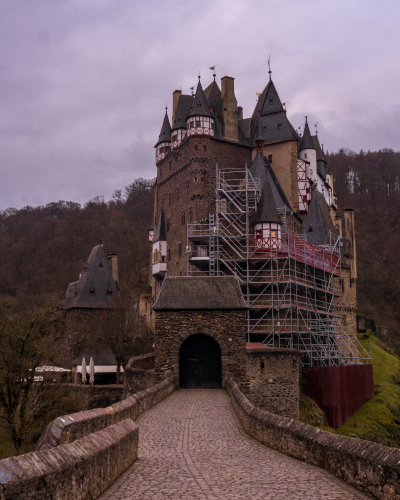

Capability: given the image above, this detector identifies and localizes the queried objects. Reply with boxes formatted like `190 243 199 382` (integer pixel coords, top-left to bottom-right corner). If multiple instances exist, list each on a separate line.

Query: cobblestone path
98 390 369 500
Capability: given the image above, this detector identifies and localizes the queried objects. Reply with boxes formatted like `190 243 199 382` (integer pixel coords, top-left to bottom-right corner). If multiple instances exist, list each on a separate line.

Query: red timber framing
298 159 311 212
186 165 371 369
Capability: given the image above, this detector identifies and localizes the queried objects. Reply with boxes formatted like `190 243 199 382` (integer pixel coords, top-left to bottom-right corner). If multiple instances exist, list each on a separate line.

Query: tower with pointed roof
186 79 214 139
155 109 172 165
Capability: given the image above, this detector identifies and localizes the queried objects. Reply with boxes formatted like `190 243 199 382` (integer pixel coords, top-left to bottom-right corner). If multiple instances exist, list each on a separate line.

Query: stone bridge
98 389 368 500
0 377 399 500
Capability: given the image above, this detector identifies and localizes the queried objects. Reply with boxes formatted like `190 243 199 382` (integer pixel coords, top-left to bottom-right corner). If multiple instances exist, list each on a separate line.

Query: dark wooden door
179 334 222 389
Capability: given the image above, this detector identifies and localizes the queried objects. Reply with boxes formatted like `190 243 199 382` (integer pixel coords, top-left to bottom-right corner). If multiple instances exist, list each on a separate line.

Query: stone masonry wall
155 136 251 277
123 353 155 398
244 349 301 419
154 310 247 385
225 376 400 500
35 376 176 450
0 420 138 500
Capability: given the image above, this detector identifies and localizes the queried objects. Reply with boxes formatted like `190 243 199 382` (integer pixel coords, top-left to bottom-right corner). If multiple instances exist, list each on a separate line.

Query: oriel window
181 211 185 225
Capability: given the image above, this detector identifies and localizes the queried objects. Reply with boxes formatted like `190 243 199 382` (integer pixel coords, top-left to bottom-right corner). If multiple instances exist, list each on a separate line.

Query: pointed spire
268 55 272 82
189 80 212 118
155 109 171 147
299 117 316 151
253 181 282 225
153 209 167 243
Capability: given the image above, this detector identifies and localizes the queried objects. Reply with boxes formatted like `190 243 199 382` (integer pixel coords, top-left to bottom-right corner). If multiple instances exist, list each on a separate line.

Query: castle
147 69 373 427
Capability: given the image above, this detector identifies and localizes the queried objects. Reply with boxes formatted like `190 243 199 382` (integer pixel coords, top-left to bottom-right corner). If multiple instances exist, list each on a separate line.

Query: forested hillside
1 150 400 350
327 148 400 350
0 178 154 309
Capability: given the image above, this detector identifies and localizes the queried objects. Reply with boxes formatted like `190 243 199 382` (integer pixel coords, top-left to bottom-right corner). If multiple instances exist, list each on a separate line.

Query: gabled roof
249 153 293 215
172 94 193 131
299 118 316 151
302 191 335 245
153 209 166 243
253 180 282 224
189 81 212 118
152 276 247 310
62 245 120 310
155 110 171 147
239 118 251 139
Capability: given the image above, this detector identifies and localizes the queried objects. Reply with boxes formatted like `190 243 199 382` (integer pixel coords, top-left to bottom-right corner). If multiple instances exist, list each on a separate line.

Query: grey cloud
0 0 399 210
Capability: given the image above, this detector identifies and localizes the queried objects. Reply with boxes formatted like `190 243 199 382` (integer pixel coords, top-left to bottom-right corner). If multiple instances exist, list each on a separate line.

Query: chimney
107 253 119 289
172 90 181 124
343 210 357 282
221 76 238 142
238 106 243 120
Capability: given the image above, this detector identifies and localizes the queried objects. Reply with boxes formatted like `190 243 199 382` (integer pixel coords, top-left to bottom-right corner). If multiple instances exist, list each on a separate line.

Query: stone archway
171 327 229 388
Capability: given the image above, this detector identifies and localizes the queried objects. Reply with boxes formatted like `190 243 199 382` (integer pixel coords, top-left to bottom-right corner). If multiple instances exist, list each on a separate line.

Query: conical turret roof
153 209 167 243
155 110 171 147
189 80 212 118
299 118 316 151
253 179 282 224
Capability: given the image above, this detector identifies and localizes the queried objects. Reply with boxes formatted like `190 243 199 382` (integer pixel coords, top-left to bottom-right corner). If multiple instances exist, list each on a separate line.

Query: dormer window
197 101 201 109
89 286 95 297
98 262 103 267
210 106 214 112
277 123 282 130
107 285 112 297
269 99 274 105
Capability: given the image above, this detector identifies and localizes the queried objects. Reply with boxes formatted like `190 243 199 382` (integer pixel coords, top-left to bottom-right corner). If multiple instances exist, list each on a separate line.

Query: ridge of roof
302 190 335 245
155 110 171 147
172 94 193 131
253 180 282 224
62 245 120 310
299 118 316 151
189 80 212 118
153 209 167 243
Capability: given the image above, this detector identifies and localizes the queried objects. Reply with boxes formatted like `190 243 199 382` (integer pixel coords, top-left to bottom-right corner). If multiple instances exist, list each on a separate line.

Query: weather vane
209 64 219 80
268 55 271 81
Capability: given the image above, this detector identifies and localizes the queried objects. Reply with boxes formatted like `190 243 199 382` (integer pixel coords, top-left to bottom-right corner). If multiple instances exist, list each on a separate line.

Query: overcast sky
0 0 399 211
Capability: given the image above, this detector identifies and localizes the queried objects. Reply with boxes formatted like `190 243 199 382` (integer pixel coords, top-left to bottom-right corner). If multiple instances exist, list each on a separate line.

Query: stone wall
67 384 124 409
0 420 138 500
35 376 176 450
342 267 357 340
154 136 251 278
225 376 400 500
154 310 247 384
123 353 155 398
244 348 301 419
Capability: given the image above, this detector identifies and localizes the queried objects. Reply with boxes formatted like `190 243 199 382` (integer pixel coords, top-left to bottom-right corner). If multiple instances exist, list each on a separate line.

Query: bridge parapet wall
225 376 400 500
35 375 176 450
0 419 138 500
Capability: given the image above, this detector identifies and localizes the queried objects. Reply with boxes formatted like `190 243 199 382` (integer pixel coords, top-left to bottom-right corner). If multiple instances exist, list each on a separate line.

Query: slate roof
253 180 282 224
312 135 325 162
62 245 120 310
238 118 251 139
302 191 335 245
189 81 212 118
152 276 247 310
249 153 293 215
299 119 316 151
172 94 193 131
153 209 167 243
254 111 265 144
204 80 221 115
249 80 298 146
155 110 171 147
72 342 117 366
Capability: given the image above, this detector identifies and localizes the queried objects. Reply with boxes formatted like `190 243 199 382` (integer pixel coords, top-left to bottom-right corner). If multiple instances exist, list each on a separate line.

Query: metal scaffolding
186 165 371 367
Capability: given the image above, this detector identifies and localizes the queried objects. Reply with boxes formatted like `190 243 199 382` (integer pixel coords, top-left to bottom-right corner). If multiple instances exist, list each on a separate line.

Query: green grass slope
336 336 400 447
